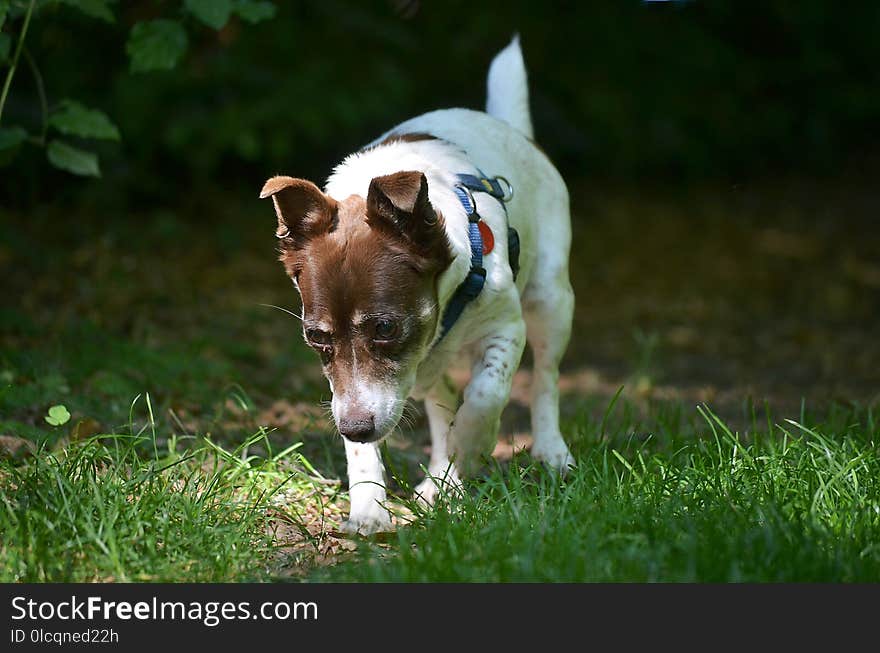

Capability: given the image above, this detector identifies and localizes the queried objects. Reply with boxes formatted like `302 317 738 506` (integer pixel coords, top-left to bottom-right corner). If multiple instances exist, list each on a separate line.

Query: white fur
340 438 391 535
325 37 575 533
486 34 534 139
331 378 404 440
413 376 462 505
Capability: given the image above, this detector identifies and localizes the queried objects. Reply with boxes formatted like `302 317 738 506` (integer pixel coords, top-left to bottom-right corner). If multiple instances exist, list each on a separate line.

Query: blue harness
436 173 520 341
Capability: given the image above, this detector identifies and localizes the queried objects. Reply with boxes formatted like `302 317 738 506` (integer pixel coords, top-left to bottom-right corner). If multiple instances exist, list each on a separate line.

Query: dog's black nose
339 416 376 442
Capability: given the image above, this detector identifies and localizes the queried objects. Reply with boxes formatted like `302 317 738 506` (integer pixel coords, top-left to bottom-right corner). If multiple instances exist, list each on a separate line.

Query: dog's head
261 171 452 443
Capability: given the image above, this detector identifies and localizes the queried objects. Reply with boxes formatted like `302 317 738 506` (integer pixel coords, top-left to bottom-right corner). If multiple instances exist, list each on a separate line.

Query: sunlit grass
314 405 880 582
2 396 878 582
0 420 334 582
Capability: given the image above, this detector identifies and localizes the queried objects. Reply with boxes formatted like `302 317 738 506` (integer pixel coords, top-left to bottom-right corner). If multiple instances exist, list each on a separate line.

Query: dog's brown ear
366 171 449 265
260 176 337 246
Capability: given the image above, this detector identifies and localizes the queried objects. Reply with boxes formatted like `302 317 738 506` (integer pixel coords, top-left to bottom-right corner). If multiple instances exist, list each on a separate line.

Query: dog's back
377 37 572 303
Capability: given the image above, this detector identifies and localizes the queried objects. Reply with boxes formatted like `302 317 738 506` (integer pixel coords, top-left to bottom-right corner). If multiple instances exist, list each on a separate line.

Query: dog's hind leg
413 375 461 505
523 272 576 473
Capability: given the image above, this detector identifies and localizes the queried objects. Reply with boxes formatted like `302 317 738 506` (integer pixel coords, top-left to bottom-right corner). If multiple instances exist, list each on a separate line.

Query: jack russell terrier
261 37 575 534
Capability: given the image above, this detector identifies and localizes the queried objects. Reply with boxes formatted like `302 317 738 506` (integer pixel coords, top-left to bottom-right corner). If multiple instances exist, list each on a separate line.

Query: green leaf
0 0 9 31
47 140 101 177
232 0 275 24
126 19 188 73
0 33 10 63
0 126 28 150
49 99 120 141
184 0 232 30
56 0 115 22
45 404 71 427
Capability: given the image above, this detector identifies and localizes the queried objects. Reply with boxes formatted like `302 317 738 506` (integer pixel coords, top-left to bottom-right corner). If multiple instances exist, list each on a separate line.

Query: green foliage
0 125 26 149
0 0 276 178
44 404 71 426
126 19 189 73
7 96 123 177
44 405 71 426
49 98 119 140
184 0 232 31
47 139 100 176
56 0 115 23
3 1 876 194
233 0 276 24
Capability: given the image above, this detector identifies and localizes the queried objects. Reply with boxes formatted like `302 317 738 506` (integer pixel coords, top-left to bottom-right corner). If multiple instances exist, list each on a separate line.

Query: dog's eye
372 318 400 342
306 328 332 346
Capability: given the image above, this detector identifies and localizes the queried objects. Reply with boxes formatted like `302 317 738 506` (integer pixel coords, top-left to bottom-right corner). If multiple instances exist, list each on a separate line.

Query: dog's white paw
339 516 392 536
531 441 576 476
413 471 462 506
340 511 392 536
413 477 442 506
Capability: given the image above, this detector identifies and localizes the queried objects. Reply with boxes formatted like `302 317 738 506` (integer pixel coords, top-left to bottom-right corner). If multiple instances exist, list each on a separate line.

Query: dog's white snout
332 383 404 442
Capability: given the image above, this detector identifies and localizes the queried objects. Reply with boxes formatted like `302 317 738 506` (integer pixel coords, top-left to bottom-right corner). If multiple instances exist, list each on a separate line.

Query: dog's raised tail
486 35 534 140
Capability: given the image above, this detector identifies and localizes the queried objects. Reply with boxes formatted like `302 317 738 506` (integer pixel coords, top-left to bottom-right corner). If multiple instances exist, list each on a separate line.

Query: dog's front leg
340 438 392 535
414 375 462 505
450 320 526 476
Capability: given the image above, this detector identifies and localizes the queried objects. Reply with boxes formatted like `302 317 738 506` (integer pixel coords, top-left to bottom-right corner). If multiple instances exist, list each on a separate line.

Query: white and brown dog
261 37 575 534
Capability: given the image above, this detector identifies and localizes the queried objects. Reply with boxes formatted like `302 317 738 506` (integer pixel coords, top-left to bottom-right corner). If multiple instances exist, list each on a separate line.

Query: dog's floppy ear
366 171 449 264
260 176 337 246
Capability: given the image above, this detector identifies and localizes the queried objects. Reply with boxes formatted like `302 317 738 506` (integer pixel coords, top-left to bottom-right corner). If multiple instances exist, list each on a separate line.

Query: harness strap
437 186 486 340
455 173 520 281
435 172 519 342
455 174 509 201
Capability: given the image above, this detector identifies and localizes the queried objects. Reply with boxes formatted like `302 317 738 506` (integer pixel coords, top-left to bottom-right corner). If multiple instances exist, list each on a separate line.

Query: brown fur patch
265 173 452 398
289 195 439 394
365 171 450 266
260 176 336 246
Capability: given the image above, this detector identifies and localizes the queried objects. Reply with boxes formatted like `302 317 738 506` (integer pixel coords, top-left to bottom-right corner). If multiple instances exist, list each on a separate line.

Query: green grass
2 394 878 582
313 406 880 582
0 417 336 582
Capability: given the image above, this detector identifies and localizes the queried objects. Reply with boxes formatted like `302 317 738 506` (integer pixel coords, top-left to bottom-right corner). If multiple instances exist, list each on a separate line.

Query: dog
260 37 575 534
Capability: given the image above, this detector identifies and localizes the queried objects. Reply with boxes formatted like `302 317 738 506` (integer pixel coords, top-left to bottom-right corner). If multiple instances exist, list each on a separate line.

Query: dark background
1 0 879 443
4 0 880 206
